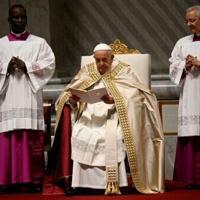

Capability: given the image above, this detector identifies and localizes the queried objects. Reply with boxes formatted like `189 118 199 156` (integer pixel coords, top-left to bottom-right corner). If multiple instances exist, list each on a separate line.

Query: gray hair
187 5 200 17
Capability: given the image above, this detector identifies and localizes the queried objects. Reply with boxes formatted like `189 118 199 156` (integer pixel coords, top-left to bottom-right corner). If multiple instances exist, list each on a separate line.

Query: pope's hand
69 94 80 106
101 94 114 104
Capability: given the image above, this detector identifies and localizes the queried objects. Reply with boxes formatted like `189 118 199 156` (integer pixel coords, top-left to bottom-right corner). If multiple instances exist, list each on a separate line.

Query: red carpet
0 181 199 200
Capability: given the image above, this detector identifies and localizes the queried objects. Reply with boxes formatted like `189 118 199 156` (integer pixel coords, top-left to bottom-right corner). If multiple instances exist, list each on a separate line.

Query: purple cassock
173 34 200 187
173 136 200 186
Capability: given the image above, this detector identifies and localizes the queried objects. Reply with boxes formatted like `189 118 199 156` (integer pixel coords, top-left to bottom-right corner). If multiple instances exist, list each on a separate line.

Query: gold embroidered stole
101 66 146 193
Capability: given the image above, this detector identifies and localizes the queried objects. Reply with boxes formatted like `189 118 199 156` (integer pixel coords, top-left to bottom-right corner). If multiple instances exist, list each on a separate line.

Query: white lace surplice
169 35 200 137
0 34 55 132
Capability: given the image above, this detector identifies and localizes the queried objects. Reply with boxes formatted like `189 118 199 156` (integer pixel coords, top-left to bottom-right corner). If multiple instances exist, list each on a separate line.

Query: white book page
69 87 108 103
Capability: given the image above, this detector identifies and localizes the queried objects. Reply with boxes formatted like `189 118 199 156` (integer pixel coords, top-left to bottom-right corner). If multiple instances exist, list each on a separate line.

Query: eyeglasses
185 17 199 25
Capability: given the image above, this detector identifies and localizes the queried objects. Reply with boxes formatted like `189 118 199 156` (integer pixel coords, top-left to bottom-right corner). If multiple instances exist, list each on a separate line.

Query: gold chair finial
109 39 141 54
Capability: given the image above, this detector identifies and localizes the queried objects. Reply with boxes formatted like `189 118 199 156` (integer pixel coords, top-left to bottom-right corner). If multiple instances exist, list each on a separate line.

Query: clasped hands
7 56 27 75
185 54 200 71
69 93 114 105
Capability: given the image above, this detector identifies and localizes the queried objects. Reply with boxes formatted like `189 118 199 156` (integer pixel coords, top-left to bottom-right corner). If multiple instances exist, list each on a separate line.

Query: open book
69 87 108 104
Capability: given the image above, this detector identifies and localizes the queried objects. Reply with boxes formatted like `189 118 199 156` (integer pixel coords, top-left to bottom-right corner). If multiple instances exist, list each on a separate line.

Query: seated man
53 43 164 195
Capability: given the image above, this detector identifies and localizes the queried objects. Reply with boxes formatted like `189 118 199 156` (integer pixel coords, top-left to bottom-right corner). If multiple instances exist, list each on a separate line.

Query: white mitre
93 43 112 52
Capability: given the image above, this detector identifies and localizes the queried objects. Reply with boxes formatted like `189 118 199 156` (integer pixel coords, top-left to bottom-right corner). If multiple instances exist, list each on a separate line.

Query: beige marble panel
0 0 9 37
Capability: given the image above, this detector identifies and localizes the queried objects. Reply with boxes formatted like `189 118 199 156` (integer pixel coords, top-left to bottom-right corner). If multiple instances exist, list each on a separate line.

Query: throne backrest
81 39 151 88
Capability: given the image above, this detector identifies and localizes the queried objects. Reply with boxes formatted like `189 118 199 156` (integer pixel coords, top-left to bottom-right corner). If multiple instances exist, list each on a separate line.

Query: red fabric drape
43 105 72 195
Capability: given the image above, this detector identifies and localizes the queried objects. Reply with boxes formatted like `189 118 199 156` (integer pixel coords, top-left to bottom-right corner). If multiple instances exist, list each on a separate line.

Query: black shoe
65 188 91 195
28 184 42 193
65 187 74 195
0 186 6 194
185 184 200 190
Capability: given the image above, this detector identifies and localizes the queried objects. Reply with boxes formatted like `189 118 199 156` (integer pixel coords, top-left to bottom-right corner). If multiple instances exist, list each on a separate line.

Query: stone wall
49 0 200 77
1 0 200 78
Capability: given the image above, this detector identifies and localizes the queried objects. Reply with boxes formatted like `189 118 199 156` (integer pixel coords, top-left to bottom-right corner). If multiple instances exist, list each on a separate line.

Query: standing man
0 4 55 192
169 5 200 189
52 43 164 195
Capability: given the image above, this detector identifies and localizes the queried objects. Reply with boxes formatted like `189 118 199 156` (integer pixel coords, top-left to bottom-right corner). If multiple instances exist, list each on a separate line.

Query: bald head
186 6 200 17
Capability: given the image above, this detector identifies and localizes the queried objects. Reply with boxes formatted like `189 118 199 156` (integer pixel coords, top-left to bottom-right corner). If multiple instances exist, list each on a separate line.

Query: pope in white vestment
55 43 164 195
